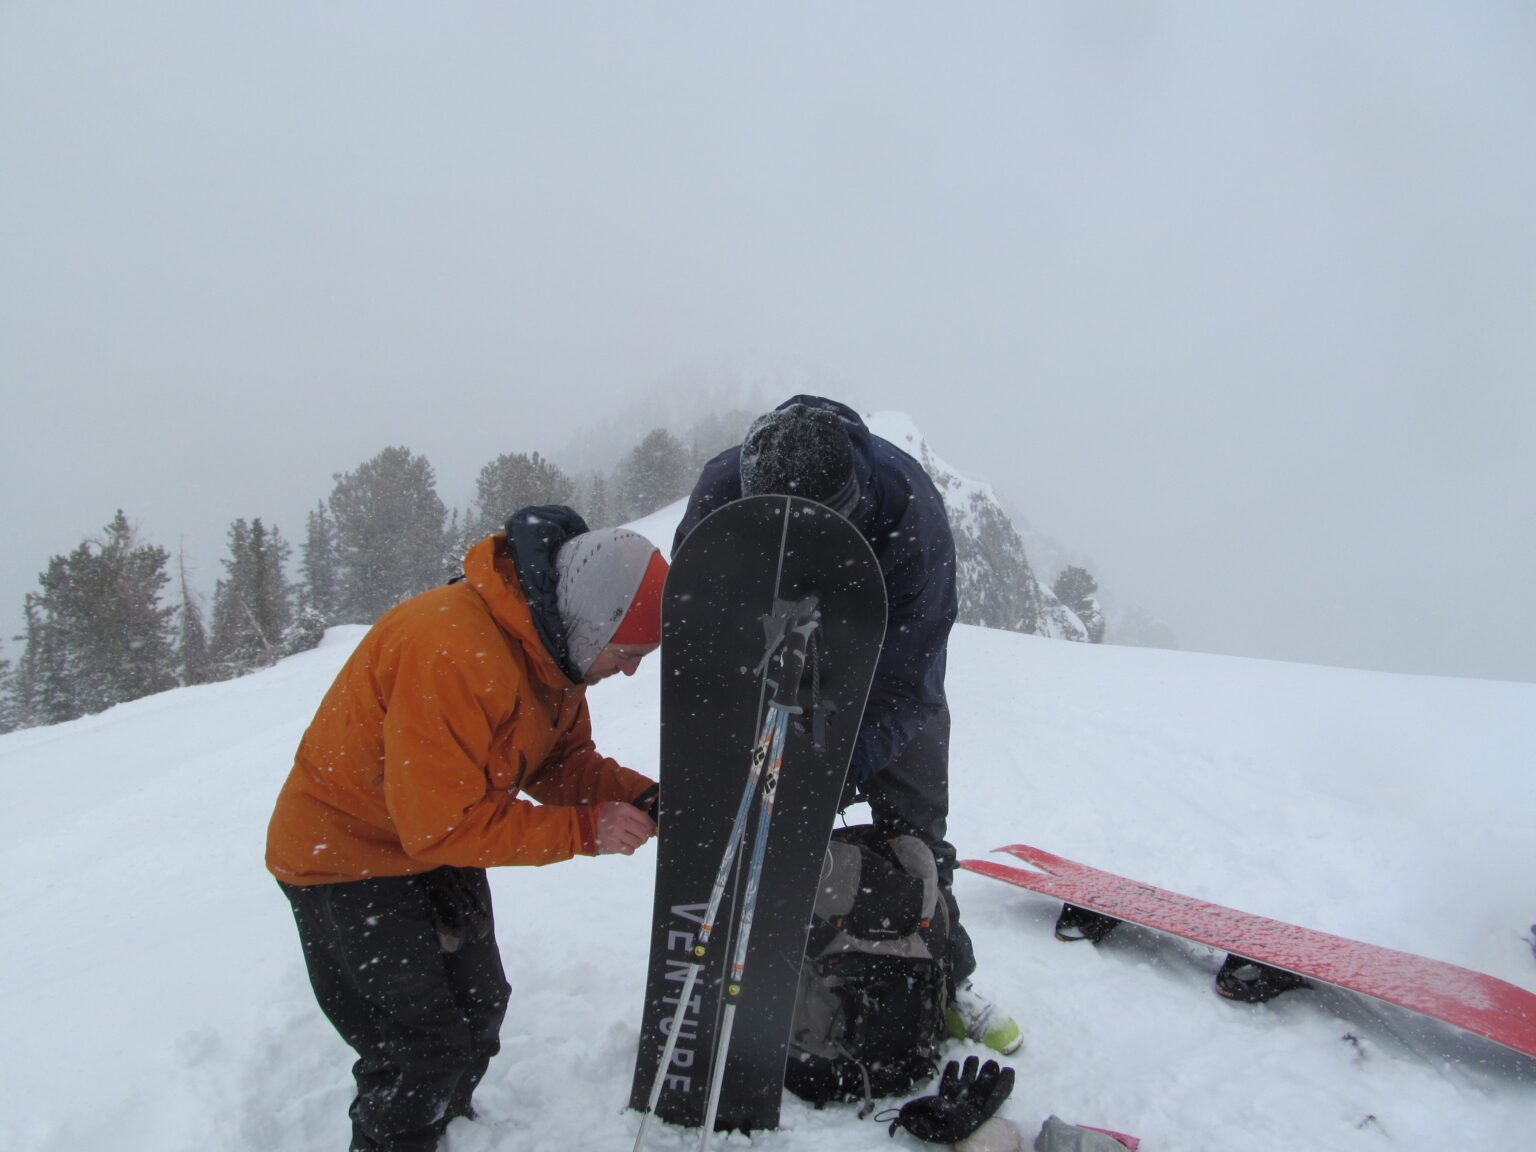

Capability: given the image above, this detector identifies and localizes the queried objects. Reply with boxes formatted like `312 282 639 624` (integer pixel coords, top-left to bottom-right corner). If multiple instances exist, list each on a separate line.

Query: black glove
888 1056 1014 1143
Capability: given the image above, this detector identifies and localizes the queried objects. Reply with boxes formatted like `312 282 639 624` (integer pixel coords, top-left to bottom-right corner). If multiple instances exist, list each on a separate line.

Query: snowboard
962 843 1536 1062
629 495 886 1133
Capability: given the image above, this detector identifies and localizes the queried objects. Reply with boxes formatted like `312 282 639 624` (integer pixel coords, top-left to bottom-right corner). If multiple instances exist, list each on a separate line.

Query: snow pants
279 868 511 1152
858 703 977 988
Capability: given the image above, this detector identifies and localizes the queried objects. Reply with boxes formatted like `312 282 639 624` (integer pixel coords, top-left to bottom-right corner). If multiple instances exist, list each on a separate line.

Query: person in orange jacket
267 505 667 1152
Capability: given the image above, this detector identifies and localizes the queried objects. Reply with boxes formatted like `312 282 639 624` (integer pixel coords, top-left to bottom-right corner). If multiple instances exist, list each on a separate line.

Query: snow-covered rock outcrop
864 411 1089 641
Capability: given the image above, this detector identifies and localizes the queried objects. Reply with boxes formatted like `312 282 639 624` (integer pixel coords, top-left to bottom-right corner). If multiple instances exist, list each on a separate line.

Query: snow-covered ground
2 501 1533 1152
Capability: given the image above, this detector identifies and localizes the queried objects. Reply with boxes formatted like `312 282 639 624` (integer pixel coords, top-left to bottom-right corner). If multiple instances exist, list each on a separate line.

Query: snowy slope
2 501 1534 1152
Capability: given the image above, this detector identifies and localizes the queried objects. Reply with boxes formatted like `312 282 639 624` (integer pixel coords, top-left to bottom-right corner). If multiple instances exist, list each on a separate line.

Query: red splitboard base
961 843 1536 1061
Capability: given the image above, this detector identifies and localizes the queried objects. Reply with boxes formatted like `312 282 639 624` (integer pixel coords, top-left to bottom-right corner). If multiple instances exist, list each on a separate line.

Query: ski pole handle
767 611 818 711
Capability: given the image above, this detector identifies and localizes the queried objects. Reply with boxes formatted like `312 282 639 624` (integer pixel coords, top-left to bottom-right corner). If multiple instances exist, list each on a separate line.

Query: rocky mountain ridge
863 411 1096 642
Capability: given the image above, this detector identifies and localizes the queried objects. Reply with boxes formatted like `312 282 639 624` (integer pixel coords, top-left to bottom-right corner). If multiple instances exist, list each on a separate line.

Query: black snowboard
629 495 886 1133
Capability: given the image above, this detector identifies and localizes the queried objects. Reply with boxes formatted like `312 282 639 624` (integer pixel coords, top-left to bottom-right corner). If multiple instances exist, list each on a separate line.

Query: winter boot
945 980 1023 1055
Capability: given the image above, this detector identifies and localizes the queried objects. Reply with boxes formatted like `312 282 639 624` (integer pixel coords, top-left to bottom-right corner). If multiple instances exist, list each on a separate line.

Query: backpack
784 825 951 1110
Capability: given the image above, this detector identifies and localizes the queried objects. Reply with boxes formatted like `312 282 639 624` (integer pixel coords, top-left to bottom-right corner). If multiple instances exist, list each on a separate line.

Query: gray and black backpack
784 825 952 1109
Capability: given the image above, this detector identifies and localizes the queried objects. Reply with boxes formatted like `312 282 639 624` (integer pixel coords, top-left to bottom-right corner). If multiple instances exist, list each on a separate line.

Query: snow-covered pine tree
327 447 451 623
177 548 213 685
11 595 69 727
469 451 575 539
686 408 755 470
298 501 340 626
1052 566 1105 643
17 511 178 723
210 518 293 677
442 508 470 574
0 658 18 734
586 471 610 529
616 428 692 521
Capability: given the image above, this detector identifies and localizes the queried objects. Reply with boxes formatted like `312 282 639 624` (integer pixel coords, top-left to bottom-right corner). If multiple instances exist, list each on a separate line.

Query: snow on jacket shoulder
265 531 653 886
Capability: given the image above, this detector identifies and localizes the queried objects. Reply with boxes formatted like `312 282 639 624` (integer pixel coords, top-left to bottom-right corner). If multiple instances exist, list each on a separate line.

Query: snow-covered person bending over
266 506 667 1152
675 396 1022 1056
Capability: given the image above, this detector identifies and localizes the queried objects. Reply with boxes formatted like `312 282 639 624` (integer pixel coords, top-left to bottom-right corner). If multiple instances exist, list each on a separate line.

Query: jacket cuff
576 806 599 856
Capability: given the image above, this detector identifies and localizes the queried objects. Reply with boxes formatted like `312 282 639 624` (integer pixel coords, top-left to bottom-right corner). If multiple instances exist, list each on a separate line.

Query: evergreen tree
210 518 293 675
328 447 451 623
617 428 692 520
177 549 213 686
298 501 340 625
73 511 177 713
586 470 610 529
687 408 754 470
0 657 18 734
11 594 69 727
208 518 250 673
16 511 178 723
469 451 575 538
444 507 472 571
1052 566 1105 643
283 606 328 658
248 520 294 649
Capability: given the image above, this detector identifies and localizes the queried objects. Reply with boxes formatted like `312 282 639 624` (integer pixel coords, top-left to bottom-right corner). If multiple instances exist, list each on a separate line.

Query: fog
3 2 1533 681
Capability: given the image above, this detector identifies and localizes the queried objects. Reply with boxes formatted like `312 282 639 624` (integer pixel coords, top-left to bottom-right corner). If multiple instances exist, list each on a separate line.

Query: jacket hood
776 394 869 433
464 505 591 685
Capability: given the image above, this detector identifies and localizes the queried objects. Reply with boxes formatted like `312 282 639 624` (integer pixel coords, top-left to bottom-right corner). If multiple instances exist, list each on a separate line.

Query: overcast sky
3 2 1533 682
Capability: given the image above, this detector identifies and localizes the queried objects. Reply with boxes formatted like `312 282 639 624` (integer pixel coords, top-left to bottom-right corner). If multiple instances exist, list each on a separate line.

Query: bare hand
595 801 657 856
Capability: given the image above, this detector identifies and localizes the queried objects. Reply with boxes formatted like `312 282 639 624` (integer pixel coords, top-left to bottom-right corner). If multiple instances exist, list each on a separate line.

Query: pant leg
859 704 977 988
280 874 503 1152
437 869 510 1121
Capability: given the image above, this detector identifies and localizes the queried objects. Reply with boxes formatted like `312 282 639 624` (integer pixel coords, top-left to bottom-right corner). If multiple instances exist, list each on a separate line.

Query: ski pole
637 593 820 1151
697 606 815 1151
633 706 783 1152
698 707 790 1151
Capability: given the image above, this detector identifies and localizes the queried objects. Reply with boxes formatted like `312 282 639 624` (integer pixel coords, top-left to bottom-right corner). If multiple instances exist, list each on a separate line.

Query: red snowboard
961 843 1536 1061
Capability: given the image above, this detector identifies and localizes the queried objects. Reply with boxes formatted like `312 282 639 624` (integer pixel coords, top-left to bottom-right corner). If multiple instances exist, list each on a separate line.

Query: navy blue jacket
673 396 958 784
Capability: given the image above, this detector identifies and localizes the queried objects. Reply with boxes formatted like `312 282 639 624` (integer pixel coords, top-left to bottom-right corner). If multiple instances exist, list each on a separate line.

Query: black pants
280 869 511 1152
857 704 977 988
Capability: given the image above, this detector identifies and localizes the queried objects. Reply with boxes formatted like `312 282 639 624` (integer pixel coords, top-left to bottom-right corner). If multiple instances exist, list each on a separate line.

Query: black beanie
739 404 859 514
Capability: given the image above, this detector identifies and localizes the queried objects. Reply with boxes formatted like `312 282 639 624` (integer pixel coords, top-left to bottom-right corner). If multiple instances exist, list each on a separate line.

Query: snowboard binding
1214 953 1310 1003
1054 902 1121 945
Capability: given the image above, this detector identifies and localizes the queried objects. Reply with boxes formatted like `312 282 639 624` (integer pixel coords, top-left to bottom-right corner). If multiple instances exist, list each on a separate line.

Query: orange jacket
266 533 654 885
